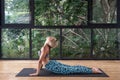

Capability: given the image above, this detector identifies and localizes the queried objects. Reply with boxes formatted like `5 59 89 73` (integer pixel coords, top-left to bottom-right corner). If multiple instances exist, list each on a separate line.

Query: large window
2 29 29 58
5 0 30 24
35 0 88 26
93 29 118 59
92 0 117 23
0 0 119 60
62 29 91 58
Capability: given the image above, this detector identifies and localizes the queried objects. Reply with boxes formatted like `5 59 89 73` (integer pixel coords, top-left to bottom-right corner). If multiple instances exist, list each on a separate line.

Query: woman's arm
29 48 47 76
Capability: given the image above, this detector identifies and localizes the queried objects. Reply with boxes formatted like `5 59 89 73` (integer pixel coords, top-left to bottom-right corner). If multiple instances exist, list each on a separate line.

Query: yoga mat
16 68 109 77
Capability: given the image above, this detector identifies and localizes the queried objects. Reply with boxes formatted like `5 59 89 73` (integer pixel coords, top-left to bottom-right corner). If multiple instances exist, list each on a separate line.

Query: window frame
0 0 120 60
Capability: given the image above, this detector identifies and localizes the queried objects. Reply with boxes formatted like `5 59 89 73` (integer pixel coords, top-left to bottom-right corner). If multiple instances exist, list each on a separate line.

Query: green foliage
62 29 91 58
35 0 87 26
92 0 116 23
2 28 119 59
2 29 29 58
2 0 119 59
5 0 30 23
93 29 118 58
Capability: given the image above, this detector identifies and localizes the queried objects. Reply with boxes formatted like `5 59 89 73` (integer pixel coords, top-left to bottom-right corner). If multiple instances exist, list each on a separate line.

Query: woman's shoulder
41 45 49 53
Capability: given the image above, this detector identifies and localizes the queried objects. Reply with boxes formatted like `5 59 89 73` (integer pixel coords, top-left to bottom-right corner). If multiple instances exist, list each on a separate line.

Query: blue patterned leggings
45 60 92 74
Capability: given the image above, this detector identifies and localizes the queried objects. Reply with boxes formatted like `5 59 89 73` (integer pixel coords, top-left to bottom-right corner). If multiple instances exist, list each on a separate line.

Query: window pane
118 30 120 59
32 29 60 58
92 0 117 23
93 29 118 59
35 0 88 26
62 29 91 58
2 29 29 58
5 0 30 24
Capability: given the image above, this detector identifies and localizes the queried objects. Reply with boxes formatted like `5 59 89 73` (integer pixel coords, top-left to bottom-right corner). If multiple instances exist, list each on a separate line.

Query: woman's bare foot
92 67 102 73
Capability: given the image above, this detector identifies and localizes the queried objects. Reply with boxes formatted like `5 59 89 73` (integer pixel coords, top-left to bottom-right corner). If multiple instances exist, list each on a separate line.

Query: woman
30 36 102 76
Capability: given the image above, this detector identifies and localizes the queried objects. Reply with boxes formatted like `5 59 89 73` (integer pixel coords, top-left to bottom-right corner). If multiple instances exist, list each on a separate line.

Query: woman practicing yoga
30 36 102 76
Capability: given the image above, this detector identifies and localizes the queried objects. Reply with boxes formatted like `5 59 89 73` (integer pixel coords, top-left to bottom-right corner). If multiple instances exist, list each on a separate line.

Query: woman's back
40 45 50 66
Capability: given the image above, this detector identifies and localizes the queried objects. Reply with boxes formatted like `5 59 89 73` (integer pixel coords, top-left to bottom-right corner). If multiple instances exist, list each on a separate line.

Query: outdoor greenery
2 29 29 58
1 0 119 59
5 0 30 24
62 29 91 58
93 29 119 58
35 0 87 26
92 0 117 23
32 29 60 58
2 28 119 59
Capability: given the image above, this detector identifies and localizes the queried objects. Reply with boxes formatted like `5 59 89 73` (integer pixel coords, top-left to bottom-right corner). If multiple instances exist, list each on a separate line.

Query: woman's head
45 36 58 48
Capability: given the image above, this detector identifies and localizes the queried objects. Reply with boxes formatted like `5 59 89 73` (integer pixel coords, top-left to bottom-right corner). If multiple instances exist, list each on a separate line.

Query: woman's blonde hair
45 36 58 48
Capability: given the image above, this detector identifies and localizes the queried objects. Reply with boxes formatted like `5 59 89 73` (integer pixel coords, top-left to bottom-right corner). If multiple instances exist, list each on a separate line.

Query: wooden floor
0 60 120 80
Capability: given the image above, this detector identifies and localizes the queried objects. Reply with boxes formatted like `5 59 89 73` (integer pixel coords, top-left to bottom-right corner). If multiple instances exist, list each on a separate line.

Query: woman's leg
45 60 102 74
66 65 92 74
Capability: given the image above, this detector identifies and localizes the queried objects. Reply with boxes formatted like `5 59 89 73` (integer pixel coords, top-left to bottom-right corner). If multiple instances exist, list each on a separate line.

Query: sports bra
38 44 51 58
38 50 49 58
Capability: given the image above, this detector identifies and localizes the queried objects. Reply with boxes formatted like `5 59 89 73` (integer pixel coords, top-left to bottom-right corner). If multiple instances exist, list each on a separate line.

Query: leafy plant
5 0 30 23
62 29 91 58
92 0 116 23
35 0 87 26
93 29 118 58
2 29 29 58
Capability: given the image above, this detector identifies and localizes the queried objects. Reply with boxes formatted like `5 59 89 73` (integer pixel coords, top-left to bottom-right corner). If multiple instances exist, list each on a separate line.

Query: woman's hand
29 68 39 76
29 72 39 76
